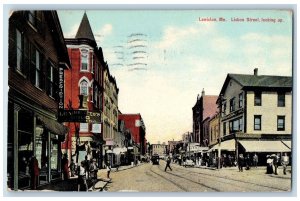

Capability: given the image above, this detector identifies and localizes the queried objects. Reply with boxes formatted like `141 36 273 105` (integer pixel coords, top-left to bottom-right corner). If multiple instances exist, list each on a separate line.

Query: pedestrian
77 161 88 191
89 159 98 190
69 158 76 177
245 154 251 170
273 153 280 175
178 155 182 166
84 155 91 179
266 155 273 174
281 153 289 175
165 156 172 171
253 153 258 168
61 154 70 180
106 162 111 180
29 155 39 190
238 154 244 172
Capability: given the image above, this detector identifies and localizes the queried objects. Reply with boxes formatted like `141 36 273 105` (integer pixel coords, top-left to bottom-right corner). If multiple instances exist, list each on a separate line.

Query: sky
57 10 293 144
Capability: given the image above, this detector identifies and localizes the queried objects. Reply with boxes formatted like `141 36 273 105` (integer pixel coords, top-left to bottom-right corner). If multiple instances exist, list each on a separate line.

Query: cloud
95 24 113 44
239 33 292 76
110 26 292 144
155 23 215 50
63 24 79 38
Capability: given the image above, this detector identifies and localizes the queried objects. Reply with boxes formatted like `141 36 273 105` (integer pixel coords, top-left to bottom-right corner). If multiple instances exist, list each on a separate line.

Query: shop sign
106 140 114 146
58 110 101 123
58 66 64 110
91 123 101 133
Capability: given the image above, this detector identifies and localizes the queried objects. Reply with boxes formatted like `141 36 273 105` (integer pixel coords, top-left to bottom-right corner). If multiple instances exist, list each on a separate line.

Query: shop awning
239 140 291 152
208 139 235 152
113 147 127 154
106 150 113 154
281 140 291 149
194 147 209 153
36 115 68 136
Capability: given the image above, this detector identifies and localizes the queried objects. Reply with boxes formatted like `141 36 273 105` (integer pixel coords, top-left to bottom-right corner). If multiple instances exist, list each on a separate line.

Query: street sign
58 110 101 123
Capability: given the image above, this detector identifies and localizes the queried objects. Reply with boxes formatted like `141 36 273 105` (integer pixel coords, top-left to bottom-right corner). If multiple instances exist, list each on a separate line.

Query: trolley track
150 165 219 192
167 163 289 192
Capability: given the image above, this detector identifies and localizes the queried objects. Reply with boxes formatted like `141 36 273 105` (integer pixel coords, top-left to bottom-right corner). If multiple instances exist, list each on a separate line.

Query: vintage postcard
6 8 293 193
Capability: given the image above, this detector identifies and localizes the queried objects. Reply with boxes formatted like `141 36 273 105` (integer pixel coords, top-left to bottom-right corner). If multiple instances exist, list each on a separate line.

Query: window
95 64 98 82
47 63 54 97
29 46 43 89
277 116 285 131
223 122 226 135
239 118 244 131
80 80 88 96
35 50 42 88
239 93 243 108
254 115 261 130
16 29 23 72
28 11 37 26
80 49 89 71
27 11 42 31
278 92 285 107
93 86 98 107
80 123 88 132
254 92 262 106
223 102 226 115
91 54 94 73
230 98 235 112
91 83 94 102
16 29 29 74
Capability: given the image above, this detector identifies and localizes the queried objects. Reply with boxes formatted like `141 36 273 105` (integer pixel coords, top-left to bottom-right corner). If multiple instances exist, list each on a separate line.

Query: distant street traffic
105 161 291 192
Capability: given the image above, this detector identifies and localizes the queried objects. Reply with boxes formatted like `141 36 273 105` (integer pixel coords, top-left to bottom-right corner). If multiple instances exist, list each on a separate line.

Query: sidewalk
34 163 143 192
173 162 292 173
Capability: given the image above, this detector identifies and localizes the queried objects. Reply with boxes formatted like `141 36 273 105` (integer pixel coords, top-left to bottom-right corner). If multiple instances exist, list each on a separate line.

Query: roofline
47 11 71 68
65 38 97 49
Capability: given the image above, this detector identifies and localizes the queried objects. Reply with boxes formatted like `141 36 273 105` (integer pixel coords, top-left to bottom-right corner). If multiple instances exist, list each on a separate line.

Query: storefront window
35 121 48 185
51 140 58 171
18 108 34 189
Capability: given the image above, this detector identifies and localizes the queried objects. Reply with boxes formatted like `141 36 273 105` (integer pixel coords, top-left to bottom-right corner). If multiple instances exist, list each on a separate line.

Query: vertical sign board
58 65 64 110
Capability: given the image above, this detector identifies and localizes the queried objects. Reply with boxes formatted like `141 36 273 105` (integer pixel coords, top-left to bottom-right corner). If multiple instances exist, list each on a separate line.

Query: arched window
80 80 88 96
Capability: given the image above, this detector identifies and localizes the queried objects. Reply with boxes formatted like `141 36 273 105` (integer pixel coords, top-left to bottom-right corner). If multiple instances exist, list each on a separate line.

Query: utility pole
217 94 224 169
188 132 191 159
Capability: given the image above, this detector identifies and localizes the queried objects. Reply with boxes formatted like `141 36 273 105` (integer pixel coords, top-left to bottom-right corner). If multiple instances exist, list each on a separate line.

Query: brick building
62 12 105 165
192 89 218 146
118 114 147 155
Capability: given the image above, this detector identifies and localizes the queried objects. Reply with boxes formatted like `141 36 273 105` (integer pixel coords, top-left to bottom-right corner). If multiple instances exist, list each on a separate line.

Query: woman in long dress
266 155 274 174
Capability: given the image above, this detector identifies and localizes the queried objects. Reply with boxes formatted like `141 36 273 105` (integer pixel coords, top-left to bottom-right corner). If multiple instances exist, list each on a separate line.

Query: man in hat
89 158 98 190
238 154 244 172
273 153 280 175
281 153 289 175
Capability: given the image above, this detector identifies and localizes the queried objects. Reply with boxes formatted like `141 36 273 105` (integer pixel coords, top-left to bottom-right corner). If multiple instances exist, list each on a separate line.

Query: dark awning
36 115 69 136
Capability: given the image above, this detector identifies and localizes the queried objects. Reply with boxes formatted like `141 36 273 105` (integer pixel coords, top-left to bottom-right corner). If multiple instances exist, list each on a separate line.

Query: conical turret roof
75 12 96 42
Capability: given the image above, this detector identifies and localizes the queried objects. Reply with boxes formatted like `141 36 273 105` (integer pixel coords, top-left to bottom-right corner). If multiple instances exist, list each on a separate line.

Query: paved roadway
105 160 292 192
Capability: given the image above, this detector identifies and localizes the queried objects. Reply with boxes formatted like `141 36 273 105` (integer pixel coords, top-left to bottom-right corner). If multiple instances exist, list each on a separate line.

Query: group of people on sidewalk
266 153 290 175
61 154 112 191
237 153 257 172
237 152 290 175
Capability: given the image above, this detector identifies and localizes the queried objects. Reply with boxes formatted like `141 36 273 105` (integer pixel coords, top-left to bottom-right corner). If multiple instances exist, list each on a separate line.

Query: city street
105 161 292 192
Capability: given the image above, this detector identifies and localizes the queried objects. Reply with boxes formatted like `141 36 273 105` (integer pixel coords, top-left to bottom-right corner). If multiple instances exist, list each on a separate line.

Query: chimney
201 88 205 97
254 68 258 76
